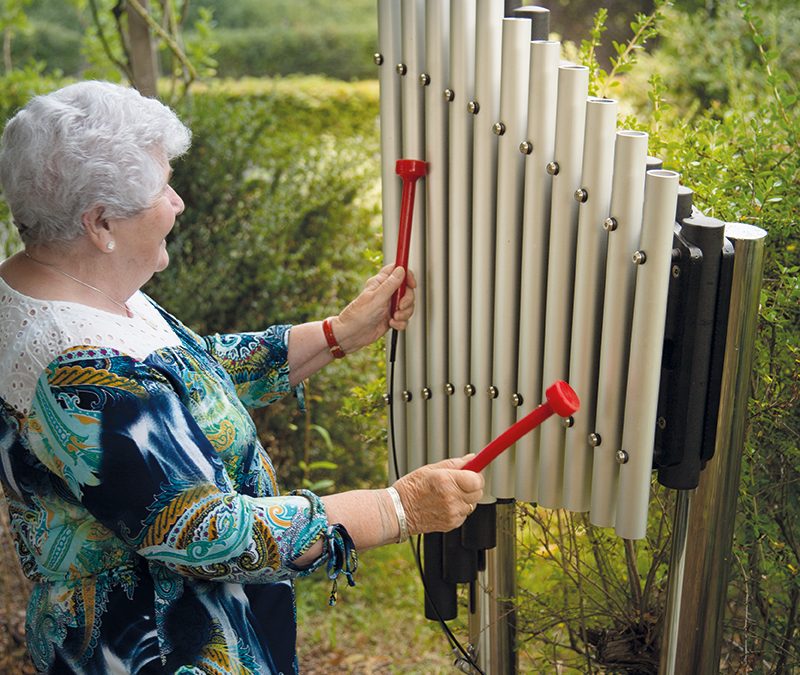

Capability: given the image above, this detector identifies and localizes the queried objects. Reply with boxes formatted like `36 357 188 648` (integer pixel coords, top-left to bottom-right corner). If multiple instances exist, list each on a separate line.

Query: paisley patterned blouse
0 280 356 674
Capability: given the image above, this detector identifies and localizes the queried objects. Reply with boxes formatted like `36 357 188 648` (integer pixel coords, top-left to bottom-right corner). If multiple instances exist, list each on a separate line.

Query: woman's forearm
293 489 400 567
286 321 335 386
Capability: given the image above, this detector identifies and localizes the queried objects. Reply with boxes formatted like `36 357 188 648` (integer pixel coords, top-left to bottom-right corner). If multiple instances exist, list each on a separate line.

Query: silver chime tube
562 97 617 512
490 17 533 499
615 168 679 540
537 64 589 509
400 0 427 472
424 0 450 464
469 0 504 465
659 223 767 675
514 39 560 503
590 130 649 527
378 0 406 482
446 0 476 458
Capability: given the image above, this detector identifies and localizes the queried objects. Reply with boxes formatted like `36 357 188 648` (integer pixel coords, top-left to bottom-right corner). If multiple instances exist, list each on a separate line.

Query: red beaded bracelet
322 317 346 359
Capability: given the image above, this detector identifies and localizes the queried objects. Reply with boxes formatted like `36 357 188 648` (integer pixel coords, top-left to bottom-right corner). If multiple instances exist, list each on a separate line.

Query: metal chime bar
424 0 450 465
514 38 559 504
446 0 475 459
562 96 617 512
469 0 504 471
400 0 428 473
490 16 533 499
537 64 589 509
590 129 649 527
377 0 406 482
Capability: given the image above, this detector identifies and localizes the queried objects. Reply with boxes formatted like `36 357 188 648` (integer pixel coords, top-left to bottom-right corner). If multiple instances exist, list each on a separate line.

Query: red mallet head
545 380 580 418
396 158 428 179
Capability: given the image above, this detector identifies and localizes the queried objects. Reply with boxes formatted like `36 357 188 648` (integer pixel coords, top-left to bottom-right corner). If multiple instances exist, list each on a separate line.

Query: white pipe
424 0 450 464
400 0 427 472
615 168 679 540
446 0 476 459
590 130 648 527
469 0 504 474
490 17 533 498
515 39 560 504
378 0 406 482
536 64 589 509
562 97 617 512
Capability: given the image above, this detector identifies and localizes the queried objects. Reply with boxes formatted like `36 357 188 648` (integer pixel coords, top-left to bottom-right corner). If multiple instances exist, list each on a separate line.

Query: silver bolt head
632 250 647 265
589 433 602 447
519 141 533 155
382 393 390 405
444 88 455 101
492 122 506 136
396 63 407 76
419 73 430 86
574 188 588 203
672 265 681 278
603 217 618 231
512 393 523 407
402 390 412 402
488 386 499 399
445 383 455 396
546 161 560 176
616 449 629 464
467 101 480 115
464 384 476 397
373 53 384 66
562 415 575 428
422 387 432 400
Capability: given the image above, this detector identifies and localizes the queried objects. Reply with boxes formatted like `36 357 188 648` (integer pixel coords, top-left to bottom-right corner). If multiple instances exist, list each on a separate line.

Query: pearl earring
106 241 115 251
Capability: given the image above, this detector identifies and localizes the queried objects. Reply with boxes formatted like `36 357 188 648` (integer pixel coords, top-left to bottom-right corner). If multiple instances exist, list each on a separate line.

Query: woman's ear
82 205 114 253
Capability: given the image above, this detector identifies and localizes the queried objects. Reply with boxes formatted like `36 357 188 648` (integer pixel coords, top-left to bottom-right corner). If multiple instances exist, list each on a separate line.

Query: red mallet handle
391 159 428 316
462 381 580 473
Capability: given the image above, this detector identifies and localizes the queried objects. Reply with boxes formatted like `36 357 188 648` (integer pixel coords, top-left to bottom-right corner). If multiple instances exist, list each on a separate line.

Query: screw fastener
546 161 560 175
467 101 480 115
373 53 384 66
574 188 588 203
616 449 629 464
492 122 506 136
632 250 647 265
396 63 407 76
419 73 430 86
604 217 618 231
519 141 533 155
445 383 455 396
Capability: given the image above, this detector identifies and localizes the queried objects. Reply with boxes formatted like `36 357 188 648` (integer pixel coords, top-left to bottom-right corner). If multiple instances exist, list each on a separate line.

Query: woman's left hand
331 264 416 355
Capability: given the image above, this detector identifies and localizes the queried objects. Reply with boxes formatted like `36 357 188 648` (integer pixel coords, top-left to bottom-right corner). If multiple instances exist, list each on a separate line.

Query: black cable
387 328 486 675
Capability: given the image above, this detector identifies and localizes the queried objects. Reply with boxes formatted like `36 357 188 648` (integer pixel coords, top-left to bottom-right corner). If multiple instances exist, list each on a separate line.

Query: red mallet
391 158 428 316
462 381 580 473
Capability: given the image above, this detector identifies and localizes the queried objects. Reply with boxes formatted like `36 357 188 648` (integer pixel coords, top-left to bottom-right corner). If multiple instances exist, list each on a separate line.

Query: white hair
0 81 191 246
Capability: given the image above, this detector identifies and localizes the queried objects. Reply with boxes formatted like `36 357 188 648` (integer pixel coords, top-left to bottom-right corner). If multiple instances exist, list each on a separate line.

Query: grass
296 541 468 674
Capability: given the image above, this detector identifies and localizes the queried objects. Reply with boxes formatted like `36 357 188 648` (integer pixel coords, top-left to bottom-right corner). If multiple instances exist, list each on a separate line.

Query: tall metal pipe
469 0 504 468
659 223 767 674
446 0 476 459
563 97 617 512
590 130 649 527
490 17 533 499
616 169 680 540
400 0 428 472
515 39 560 504
378 0 407 482
424 0 450 465
537 64 589 509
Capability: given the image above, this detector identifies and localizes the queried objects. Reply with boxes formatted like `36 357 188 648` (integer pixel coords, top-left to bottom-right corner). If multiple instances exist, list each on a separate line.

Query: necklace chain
23 251 133 318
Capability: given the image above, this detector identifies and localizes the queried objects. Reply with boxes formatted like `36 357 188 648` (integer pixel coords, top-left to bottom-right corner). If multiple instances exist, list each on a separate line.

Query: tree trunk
126 0 159 97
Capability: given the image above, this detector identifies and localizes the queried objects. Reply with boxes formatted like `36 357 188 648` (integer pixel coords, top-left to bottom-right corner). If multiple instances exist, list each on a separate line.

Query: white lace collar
0 274 181 415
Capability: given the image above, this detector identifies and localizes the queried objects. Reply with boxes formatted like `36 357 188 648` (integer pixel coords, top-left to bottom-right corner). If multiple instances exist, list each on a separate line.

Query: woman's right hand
393 456 484 535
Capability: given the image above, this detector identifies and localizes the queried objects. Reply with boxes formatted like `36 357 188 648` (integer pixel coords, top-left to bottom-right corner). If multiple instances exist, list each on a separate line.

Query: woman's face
113 164 184 281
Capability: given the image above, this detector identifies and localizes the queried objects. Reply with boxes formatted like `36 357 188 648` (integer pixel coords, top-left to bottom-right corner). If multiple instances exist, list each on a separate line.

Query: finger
378 266 406 299
404 268 417 288
451 468 484 493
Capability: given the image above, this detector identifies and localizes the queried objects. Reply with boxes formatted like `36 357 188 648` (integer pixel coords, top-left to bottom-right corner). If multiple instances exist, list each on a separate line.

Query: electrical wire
388 328 486 675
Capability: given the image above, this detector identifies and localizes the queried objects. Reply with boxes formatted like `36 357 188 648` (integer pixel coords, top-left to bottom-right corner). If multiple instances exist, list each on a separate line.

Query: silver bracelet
386 486 409 543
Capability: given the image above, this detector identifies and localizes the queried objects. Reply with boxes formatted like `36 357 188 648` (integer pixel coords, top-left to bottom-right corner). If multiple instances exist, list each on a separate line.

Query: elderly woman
0 81 483 674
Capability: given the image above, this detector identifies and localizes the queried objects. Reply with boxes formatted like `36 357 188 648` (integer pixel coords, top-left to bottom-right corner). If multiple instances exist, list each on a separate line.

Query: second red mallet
391 158 428 316
462 381 580 473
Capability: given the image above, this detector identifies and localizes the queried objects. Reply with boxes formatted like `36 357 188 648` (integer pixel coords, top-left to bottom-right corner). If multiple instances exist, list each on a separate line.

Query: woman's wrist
329 315 361 356
322 316 347 358
385 486 409 543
